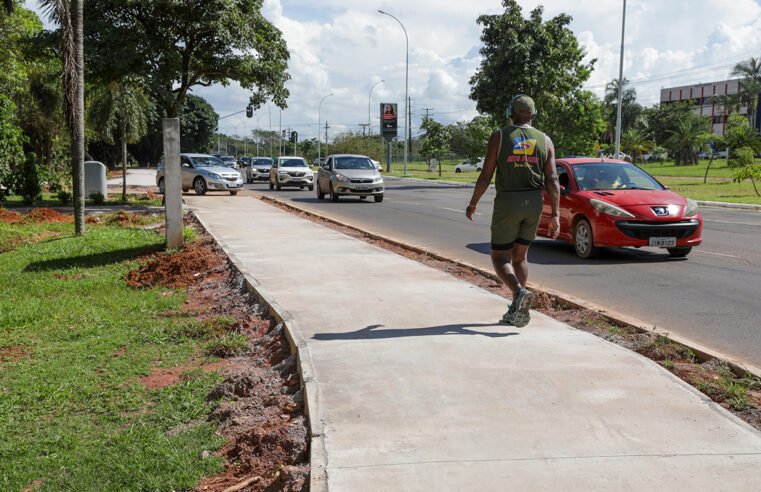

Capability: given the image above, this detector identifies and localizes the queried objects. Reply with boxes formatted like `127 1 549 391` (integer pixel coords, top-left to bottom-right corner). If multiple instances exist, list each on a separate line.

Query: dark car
537 158 702 259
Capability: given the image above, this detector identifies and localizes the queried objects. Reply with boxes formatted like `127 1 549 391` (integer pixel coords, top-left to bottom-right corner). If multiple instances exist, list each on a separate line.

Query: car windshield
280 159 307 167
190 156 224 167
572 162 664 191
334 157 375 170
253 158 273 165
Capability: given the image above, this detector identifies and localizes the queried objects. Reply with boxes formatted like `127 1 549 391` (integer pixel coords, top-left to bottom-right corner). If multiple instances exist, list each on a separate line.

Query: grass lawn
2 192 163 209
0 219 225 491
634 159 745 179
384 159 488 183
659 178 761 205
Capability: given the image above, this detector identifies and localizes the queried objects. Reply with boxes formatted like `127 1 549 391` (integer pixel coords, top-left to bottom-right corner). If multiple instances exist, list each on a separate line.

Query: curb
188 208 329 492
259 194 761 379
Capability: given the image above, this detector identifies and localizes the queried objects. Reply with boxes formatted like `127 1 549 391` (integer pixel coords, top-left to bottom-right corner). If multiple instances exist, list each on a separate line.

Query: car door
319 157 332 190
180 156 193 188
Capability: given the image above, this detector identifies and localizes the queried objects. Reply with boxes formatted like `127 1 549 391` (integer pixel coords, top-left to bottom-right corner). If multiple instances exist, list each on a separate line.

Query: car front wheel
230 191 238 196
374 194 384 203
316 182 324 200
667 247 692 258
193 177 207 195
330 184 339 202
574 218 599 259
455 168 462 173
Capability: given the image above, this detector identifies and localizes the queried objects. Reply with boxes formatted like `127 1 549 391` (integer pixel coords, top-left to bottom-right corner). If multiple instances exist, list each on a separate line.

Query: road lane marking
704 219 761 226
694 250 742 259
441 207 483 216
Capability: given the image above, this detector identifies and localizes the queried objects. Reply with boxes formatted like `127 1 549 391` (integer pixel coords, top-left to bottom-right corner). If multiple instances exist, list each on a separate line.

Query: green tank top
495 125 547 192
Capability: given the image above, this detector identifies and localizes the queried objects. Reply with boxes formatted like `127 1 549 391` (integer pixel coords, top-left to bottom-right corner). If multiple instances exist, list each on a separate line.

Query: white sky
25 0 761 140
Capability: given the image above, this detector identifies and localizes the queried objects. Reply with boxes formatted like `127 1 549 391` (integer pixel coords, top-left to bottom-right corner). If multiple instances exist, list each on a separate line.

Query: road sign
381 103 398 141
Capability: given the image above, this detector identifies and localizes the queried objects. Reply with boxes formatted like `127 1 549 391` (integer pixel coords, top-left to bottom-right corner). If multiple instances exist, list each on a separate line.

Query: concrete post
163 118 183 249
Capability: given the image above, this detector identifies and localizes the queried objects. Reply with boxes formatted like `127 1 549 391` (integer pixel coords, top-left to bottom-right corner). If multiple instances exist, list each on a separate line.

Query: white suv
269 157 314 191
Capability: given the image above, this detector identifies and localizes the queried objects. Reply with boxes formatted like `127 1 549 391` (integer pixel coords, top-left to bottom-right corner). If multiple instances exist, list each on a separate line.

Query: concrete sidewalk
187 195 761 491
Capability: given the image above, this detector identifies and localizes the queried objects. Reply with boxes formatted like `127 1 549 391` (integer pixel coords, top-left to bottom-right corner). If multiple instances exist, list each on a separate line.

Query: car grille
288 171 306 177
350 178 374 184
615 220 700 240
223 176 238 182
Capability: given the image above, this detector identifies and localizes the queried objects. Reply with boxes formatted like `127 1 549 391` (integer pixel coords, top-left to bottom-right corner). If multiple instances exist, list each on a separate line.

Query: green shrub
57 189 72 205
729 146 755 168
21 154 42 205
89 192 106 205
204 333 249 357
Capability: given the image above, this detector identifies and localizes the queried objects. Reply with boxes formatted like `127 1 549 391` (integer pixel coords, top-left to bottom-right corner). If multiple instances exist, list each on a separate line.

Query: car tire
667 247 692 258
276 181 281 191
574 218 599 259
230 191 238 196
158 177 165 194
330 184 339 202
455 168 462 173
308 185 314 191
193 177 207 196
269 180 274 190
182 187 189 192
316 182 324 200
374 194 384 203
359 195 367 200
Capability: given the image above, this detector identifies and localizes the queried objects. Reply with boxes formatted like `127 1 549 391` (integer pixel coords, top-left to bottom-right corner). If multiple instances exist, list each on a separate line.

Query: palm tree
665 116 708 166
3 1 14 15
88 81 154 201
731 57 761 130
622 128 654 163
602 78 642 144
41 0 85 235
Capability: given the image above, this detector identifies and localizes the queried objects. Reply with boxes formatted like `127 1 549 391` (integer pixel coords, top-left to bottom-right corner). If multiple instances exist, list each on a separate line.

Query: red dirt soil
125 221 309 491
0 208 73 224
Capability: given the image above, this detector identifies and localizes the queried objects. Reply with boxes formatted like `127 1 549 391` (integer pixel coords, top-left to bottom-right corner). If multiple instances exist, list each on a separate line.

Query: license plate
228 183 239 188
355 186 369 191
649 237 676 247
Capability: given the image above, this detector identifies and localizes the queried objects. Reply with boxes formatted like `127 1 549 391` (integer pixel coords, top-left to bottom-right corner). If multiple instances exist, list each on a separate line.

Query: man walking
465 95 560 326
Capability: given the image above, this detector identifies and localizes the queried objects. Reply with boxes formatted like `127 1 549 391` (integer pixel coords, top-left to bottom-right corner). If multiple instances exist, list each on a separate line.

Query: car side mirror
560 186 569 196
182 162 191 168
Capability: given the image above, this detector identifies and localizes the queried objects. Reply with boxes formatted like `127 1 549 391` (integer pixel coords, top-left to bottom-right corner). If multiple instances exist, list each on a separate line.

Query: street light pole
614 0 627 158
318 93 334 162
368 80 384 134
378 10 409 175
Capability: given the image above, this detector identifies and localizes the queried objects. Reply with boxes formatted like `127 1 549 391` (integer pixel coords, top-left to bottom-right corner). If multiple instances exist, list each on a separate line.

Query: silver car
157 153 243 196
269 157 314 190
246 157 274 183
316 154 384 202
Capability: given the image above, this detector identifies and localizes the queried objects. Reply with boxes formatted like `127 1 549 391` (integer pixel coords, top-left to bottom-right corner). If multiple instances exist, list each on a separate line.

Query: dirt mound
24 208 74 224
107 210 146 226
0 209 23 224
125 240 224 289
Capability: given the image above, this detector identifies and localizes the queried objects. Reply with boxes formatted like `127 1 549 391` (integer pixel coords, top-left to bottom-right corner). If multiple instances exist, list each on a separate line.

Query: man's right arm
466 130 500 220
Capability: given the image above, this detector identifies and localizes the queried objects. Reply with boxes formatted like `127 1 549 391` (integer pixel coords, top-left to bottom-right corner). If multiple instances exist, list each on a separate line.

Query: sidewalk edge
190 209 329 492
259 194 761 379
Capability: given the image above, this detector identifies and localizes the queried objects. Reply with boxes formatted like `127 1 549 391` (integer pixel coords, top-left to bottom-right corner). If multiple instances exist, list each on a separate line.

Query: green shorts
490 190 543 249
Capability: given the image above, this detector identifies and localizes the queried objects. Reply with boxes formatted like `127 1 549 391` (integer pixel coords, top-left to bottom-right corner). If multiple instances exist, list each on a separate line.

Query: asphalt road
242 176 761 369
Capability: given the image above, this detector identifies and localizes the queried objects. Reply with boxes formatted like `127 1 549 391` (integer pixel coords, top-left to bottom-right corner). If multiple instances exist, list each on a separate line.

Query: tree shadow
313 323 518 341
24 245 162 272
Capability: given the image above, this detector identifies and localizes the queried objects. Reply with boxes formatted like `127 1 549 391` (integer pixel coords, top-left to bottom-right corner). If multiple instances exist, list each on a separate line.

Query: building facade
660 78 760 136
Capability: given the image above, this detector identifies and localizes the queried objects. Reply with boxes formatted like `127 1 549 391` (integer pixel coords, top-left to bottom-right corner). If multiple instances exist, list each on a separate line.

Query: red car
537 158 703 259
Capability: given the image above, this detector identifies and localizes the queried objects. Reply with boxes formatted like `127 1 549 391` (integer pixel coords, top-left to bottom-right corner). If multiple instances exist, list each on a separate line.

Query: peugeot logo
652 206 669 216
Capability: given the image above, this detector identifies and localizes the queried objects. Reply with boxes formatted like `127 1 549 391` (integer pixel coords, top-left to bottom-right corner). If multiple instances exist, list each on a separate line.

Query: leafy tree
420 117 450 175
88 80 155 200
725 113 761 167
179 95 218 154
732 148 761 196
84 0 290 117
699 132 725 183
42 0 86 235
664 112 711 166
330 132 382 161
643 102 696 147
448 115 496 161
469 0 595 154
544 90 606 156
0 94 24 184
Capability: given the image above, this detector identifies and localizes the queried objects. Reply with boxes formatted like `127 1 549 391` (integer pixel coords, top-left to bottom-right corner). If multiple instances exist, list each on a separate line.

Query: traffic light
246 105 253 118
290 131 298 144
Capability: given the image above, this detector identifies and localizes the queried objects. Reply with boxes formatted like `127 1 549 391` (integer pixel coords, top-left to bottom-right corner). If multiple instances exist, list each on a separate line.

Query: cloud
23 0 761 141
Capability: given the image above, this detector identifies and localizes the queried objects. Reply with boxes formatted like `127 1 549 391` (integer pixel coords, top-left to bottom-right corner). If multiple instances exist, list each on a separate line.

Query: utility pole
324 121 330 156
408 97 413 162
359 123 369 136
422 108 433 120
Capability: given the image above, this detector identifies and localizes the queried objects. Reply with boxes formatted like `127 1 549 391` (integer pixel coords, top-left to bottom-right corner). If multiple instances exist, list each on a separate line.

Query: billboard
380 103 398 140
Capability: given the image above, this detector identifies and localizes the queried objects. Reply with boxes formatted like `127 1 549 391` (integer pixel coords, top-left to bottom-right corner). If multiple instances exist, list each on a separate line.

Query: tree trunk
704 156 714 184
72 0 85 235
751 175 760 197
122 124 127 202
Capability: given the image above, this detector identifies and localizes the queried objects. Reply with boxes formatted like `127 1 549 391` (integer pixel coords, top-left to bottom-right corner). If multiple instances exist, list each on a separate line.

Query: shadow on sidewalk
313 323 518 341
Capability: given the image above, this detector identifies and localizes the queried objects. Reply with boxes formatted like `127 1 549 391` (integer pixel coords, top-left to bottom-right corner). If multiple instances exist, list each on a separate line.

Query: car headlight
209 173 222 180
684 199 699 217
589 198 635 218
373 175 383 183
335 174 350 182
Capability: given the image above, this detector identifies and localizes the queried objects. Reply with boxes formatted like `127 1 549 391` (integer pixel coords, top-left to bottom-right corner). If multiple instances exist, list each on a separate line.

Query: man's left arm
544 135 560 239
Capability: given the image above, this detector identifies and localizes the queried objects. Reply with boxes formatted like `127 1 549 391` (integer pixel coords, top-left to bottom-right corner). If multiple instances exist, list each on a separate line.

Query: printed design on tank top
506 135 540 167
